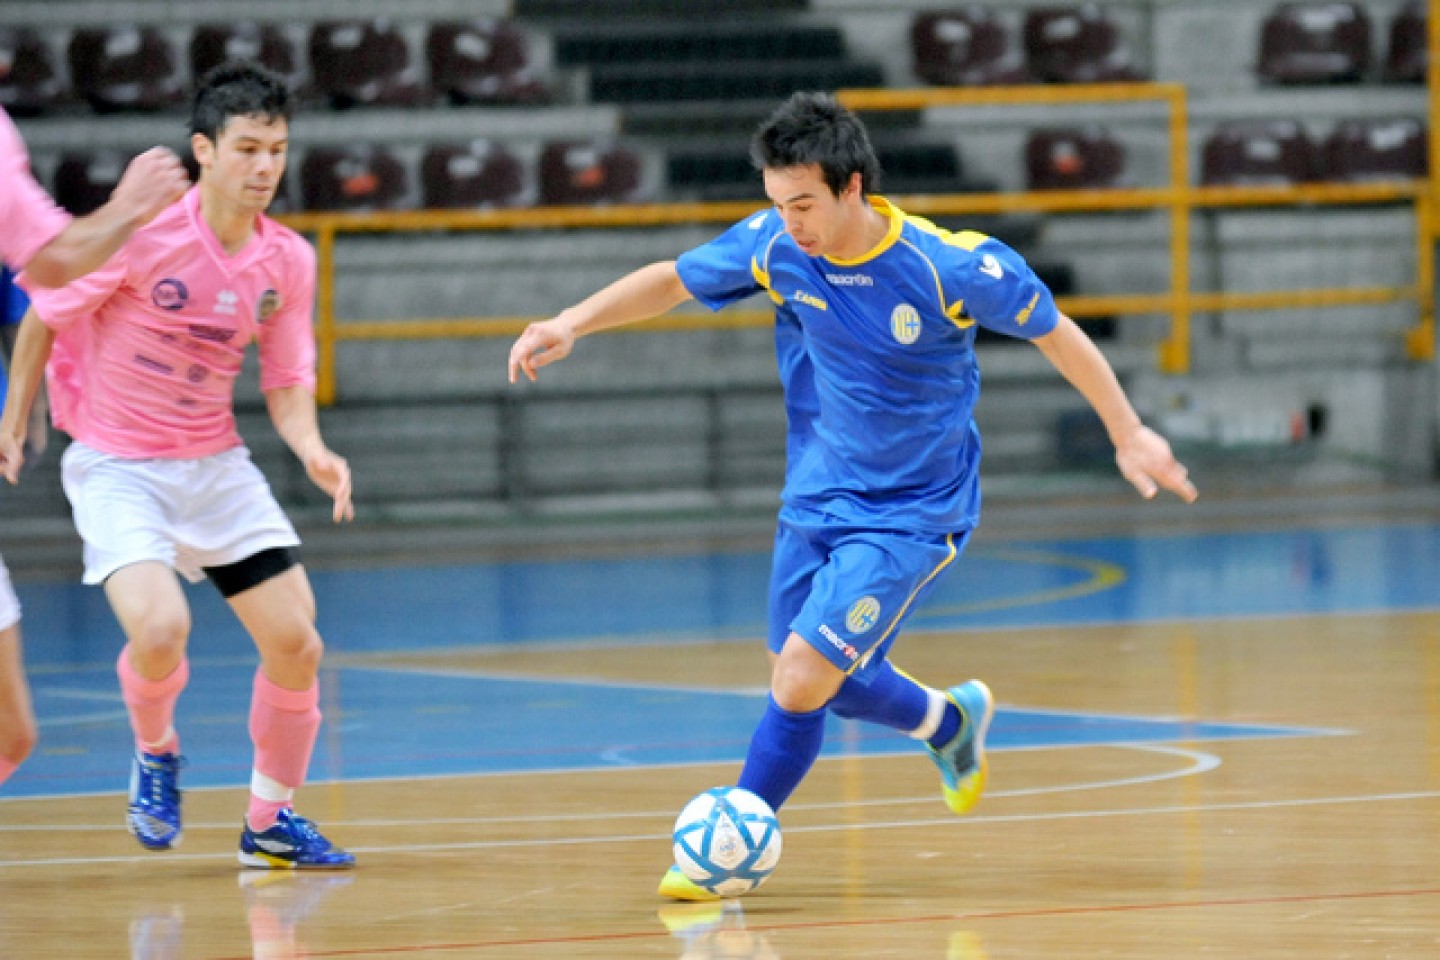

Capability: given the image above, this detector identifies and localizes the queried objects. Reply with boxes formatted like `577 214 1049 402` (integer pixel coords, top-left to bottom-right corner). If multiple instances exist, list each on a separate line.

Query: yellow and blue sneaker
238 809 356 870
127 750 184 850
658 865 720 902
926 680 995 815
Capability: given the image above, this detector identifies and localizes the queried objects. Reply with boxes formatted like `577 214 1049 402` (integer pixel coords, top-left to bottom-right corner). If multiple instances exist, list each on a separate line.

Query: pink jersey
0 107 72 270
24 187 317 459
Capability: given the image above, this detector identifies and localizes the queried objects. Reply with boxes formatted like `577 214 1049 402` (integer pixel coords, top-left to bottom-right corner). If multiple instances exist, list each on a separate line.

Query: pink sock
0 755 17 787
117 646 188 755
247 670 321 831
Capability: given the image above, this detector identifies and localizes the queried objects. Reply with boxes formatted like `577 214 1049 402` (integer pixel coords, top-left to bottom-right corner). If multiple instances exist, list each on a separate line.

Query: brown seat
52 149 131 215
299 146 411 211
421 141 528 209
1023 4 1143 83
911 9 1030 86
537 140 644 206
68 26 185 113
1256 2 1372 84
0 26 68 116
1320 118 1426 181
309 19 427 108
190 23 303 89
1200 120 1317 185
1384 1 1426 83
426 20 548 106
1025 126 1126 190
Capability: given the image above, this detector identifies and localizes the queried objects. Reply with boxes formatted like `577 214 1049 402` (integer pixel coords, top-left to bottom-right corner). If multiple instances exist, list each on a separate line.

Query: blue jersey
676 196 1059 534
0 266 30 408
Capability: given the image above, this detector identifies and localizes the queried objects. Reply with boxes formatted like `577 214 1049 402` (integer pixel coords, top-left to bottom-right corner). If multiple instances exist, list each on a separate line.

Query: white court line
1 788 1439 869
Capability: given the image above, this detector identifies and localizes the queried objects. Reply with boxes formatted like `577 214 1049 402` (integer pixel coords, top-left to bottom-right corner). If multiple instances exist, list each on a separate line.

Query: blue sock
827 660 930 732
737 696 826 812
927 701 961 750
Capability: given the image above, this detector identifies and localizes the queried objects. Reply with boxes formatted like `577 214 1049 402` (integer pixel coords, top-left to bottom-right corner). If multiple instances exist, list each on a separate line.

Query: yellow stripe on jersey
751 230 787 305
898 237 975 329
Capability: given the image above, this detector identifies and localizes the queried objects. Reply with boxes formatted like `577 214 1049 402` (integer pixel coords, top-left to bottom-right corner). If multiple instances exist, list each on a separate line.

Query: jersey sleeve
674 211 774 311
258 237 318 393
951 236 1059 341
22 249 129 331
0 112 73 270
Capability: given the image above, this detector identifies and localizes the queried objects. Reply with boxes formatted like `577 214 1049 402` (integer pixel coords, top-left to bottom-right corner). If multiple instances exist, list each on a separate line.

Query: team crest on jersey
152 279 189 311
891 304 921 345
845 596 882 634
257 289 281 323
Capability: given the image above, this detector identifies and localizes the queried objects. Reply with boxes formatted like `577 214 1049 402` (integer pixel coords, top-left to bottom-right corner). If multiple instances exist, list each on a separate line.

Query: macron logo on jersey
825 273 874 287
980 254 1004 280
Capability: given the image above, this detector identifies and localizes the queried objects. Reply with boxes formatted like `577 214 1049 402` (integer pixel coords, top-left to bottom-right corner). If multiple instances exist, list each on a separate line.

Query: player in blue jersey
508 92 1198 901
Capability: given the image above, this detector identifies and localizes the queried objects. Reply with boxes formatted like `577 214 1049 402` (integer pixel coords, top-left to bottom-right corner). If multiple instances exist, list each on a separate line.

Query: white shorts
61 442 301 586
0 552 19 631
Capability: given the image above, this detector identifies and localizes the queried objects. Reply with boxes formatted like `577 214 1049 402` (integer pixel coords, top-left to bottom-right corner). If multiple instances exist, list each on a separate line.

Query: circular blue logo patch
152 279 189 311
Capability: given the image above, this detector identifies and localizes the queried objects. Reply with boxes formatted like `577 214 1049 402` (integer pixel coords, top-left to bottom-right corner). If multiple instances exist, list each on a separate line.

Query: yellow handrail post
1414 0 1440 362
1159 85 1192 375
315 221 338 406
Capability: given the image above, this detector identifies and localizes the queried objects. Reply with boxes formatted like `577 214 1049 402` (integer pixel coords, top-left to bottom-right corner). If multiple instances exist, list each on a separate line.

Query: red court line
205 885 1440 958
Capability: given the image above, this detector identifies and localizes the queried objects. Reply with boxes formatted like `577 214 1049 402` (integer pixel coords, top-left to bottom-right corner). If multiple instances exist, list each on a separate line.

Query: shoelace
142 757 181 806
278 812 327 848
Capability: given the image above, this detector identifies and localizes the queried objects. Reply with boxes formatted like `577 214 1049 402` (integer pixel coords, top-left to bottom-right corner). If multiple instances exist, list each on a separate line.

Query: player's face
192 114 289 213
763 164 861 258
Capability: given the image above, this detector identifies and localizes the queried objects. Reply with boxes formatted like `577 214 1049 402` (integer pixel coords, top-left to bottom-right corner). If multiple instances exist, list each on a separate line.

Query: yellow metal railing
281 75 1439 405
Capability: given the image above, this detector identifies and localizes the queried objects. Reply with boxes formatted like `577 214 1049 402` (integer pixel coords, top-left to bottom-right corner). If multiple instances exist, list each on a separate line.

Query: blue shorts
768 508 971 677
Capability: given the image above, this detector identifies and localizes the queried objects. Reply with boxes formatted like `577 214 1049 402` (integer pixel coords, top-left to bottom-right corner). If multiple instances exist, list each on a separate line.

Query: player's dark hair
190 61 293 142
750 91 881 197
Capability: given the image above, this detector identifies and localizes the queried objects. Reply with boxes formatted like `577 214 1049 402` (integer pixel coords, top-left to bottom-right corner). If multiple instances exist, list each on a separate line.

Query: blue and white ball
672 787 783 897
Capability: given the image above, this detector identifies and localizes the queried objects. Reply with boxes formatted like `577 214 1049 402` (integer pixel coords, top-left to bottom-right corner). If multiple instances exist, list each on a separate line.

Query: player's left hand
1114 424 1198 503
304 447 354 522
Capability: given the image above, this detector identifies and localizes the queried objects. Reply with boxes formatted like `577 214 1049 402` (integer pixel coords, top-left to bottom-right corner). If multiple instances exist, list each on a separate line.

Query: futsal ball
671 787 783 897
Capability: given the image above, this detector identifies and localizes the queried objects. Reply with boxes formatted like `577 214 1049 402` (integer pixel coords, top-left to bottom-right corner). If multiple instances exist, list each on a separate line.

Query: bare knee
0 708 37 765
262 622 324 679
125 607 191 676
770 637 843 713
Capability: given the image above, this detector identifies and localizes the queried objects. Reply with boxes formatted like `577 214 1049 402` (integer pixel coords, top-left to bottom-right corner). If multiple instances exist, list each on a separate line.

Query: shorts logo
152 279 189 311
891 304 921 345
845 596 881 634
818 623 860 662
257 289 281 323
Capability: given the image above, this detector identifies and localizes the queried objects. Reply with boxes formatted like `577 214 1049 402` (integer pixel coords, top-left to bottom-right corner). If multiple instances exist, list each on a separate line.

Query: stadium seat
1025 127 1126 190
1199 120 1317 185
1320 118 1426 181
1256 2 1372 84
52 149 130 215
309 20 427 108
299 146 410 211
537 141 644 206
421 140 528 209
190 23 303 89
68 26 185 113
1384 1 1426 83
427 20 548 106
911 9 1030 86
0 26 68 116
1022 5 1143 83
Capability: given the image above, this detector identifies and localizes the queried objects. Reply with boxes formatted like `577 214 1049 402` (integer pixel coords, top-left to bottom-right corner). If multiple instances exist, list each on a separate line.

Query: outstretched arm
0 308 55 483
507 261 693 383
1033 313 1198 503
265 385 354 523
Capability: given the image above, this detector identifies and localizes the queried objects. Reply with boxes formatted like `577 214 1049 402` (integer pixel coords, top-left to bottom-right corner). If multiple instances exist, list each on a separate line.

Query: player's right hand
508 319 576 383
111 147 190 226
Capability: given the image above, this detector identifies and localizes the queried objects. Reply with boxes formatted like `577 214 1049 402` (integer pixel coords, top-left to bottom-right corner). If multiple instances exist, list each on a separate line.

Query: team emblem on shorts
845 596 882 634
890 304 921 345
257 289 281 322
152 279 189 311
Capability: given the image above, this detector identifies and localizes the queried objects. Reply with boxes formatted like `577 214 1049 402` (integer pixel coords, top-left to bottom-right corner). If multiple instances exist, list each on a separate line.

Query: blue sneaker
926 680 995 815
127 750 184 850
239 808 356 870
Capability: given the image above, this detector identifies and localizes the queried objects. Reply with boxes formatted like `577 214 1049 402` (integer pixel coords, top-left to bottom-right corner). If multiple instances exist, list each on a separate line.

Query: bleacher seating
52 149 130 215
0 26 67 116
912 9 1031 87
421 140 528 209
1384 1 1426 83
538 140 644 205
1320 117 1426 181
1200 120 1318 185
300 145 411 211
1023 5 1144 83
190 22 304 92
1025 127 1127 190
309 19 427 109
427 19 548 106
1256 2 1372 84
67 26 185 113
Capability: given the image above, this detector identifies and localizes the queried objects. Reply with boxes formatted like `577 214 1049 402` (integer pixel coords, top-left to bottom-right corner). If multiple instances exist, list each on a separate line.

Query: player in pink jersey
0 107 187 791
0 62 354 868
